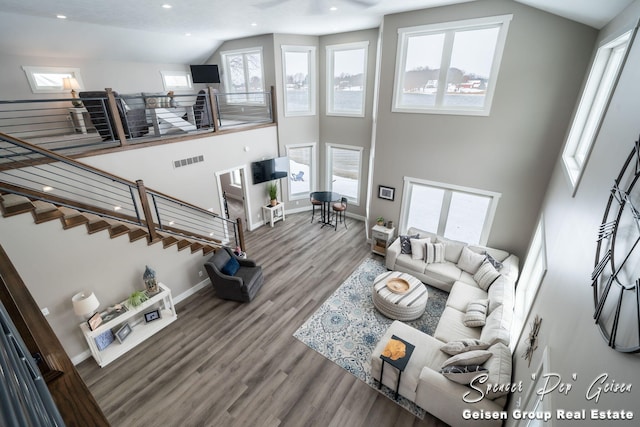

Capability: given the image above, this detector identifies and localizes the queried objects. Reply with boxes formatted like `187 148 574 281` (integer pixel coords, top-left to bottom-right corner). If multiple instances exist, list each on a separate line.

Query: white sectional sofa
371 227 519 427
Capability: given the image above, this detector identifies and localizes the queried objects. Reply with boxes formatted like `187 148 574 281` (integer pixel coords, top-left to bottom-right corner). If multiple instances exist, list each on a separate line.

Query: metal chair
310 192 323 223
332 197 348 230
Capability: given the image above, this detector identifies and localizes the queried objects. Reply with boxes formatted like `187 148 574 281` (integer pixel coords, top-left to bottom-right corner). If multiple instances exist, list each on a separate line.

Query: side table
262 203 285 227
378 334 415 400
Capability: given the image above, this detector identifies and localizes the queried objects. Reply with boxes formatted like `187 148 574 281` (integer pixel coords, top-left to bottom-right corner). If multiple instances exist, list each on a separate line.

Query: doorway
217 167 249 231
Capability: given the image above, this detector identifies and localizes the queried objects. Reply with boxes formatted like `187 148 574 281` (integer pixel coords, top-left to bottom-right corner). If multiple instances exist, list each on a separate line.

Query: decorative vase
143 265 158 294
270 199 277 207
377 220 384 226
387 221 393 229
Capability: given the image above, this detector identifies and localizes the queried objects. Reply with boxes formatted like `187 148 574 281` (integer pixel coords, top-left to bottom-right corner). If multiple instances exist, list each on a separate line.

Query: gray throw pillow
400 234 419 254
441 364 489 385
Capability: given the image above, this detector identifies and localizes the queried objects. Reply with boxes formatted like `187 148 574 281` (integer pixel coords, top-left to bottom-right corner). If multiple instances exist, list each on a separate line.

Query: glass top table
310 191 341 228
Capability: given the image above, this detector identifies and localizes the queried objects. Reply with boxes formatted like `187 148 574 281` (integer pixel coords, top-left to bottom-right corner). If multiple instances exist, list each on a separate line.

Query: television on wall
190 64 220 84
251 157 289 185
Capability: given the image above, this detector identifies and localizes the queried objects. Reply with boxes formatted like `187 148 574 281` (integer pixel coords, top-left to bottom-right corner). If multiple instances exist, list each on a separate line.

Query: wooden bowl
386 277 410 294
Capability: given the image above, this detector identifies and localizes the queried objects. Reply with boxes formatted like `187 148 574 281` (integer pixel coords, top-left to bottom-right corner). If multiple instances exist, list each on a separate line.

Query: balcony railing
0 87 275 157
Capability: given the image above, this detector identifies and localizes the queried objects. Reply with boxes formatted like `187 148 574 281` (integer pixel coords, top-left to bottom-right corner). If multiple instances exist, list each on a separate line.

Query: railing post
135 179 161 244
236 218 245 252
207 86 220 133
269 85 277 124
105 88 128 146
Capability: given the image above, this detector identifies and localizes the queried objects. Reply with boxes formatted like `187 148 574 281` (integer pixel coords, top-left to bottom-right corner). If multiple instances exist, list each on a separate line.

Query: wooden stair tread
31 201 64 224
190 242 205 253
162 235 179 248
128 228 149 242
58 207 90 229
0 194 35 217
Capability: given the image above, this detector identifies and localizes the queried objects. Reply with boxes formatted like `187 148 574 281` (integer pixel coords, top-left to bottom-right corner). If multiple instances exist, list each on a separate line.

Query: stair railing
0 132 243 250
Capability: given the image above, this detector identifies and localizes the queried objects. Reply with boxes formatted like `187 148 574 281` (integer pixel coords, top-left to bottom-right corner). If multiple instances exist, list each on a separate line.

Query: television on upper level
190 64 220 84
251 157 289 185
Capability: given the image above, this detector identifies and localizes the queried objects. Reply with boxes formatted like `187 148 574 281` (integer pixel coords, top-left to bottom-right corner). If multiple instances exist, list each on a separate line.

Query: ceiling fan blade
345 0 378 7
254 0 291 9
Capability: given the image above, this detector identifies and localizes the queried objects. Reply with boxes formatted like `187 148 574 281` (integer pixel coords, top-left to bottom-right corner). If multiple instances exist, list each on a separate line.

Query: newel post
135 179 160 244
236 218 245 252
207 86 220 133
104 88 128 145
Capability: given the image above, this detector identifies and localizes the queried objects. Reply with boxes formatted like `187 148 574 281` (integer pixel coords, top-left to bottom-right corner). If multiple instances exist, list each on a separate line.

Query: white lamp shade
72 291 99 317
62 77 80 90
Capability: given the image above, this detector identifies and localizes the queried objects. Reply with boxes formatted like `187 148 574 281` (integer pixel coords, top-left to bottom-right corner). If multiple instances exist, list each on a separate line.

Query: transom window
326 41 369 117
393 15 512 116
160 70 193 91
400 178 500 245
286 143 317 200
326 143 363 205
220 47 265 104
282 45 316 116
562 29 634 192
22 66 84 94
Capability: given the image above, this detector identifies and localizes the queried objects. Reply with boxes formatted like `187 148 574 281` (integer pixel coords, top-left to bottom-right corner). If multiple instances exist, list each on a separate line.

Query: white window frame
220 47 265 105
230 169 242 188
326 41 369 117
282 45 316 117
22 66 85 94
286 142 317 200
392 15 512 116
160 70 193 91
399 177 501 246
326 143 364 205
561 28 635 193
511 216 547 351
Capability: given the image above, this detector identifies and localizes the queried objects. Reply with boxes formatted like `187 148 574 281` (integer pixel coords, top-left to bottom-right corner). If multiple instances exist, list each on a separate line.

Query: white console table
79 283 177 367
262 203 285 227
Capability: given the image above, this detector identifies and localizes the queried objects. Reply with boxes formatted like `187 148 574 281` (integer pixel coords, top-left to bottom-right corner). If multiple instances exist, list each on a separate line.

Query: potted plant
127 290 149 308
376 216 385 226
268 181 278 206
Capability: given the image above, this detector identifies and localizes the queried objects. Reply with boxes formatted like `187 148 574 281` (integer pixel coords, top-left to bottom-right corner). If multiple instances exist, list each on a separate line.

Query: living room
1 0 640 425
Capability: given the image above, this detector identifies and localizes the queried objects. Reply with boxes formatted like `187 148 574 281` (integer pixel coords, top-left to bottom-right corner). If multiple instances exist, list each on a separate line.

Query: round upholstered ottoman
372 271 428 321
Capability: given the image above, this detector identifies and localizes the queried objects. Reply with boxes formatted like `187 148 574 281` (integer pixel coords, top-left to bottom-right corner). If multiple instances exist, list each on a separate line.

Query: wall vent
173 155 204 169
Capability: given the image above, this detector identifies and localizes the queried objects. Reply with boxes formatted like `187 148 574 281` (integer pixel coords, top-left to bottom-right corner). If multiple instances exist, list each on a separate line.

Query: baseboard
71 350 92 365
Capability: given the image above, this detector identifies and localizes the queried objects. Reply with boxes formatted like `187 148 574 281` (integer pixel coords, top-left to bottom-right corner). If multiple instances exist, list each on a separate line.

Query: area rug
293 258 448 418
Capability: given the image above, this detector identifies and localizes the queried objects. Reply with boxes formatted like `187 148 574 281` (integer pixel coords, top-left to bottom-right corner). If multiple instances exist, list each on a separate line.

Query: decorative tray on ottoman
386 278 410 294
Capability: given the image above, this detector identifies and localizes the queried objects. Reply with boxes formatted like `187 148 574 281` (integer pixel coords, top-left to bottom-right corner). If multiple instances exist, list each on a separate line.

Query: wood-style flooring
77 211 449 427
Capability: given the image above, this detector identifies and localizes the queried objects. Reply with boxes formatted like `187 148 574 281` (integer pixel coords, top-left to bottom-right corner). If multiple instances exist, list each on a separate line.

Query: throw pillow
437 237 467 263
474 261 501 291
221 256 240 276
441 365 489 385
442 349 492 369
457 247 486 275
425 242 445 264
441 339 490 355
463 299 489 327
484 251 503 270
410 237 431 260
400 234 419 254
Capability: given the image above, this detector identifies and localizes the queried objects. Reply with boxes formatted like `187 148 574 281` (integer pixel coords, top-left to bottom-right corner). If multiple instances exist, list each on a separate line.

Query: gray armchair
204 247 263 302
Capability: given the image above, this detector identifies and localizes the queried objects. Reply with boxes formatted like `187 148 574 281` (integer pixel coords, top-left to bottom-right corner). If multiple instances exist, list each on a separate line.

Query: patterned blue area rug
293 258 448 419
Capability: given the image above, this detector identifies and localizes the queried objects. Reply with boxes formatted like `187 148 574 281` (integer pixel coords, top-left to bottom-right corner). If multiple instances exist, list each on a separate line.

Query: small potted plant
376 216 385 226
268 181 278 206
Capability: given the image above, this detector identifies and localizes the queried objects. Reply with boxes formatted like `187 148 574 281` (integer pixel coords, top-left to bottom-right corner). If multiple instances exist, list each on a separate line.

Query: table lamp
62 77 83 107
71 291 99 318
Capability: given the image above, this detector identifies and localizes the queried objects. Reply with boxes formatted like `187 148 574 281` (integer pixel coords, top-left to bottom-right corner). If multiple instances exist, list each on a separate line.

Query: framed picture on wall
378 185 395 201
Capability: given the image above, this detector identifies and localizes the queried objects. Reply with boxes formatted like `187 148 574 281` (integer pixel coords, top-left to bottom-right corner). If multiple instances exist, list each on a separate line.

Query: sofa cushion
211 248 231 271
446 282 488 312
399 234 419 254
457 271 477 286
469 245 510 263
221 256 240 276
473 261 501 290
441 339 490 355
441 364 489 385
482 343 512 399
411 237 431 260
441 349 492 368
437 237 467 263
425 241 445 264
435 307 481 343
480 305 511 346
395 254 429 273
484 251 504 269
488 276 515 313
457 246 485 275
463 299 488 327
424 262 462 285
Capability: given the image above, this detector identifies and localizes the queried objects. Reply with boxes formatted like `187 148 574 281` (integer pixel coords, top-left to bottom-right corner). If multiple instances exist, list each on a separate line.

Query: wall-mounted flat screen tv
251 157 289 185
190 64 220 84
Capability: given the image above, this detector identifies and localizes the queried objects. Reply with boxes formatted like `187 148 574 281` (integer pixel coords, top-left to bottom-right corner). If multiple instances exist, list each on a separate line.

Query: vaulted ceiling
0 0 634 63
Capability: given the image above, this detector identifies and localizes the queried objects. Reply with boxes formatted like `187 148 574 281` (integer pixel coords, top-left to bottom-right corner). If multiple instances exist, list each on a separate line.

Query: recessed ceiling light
185 33 192 36
162 4 172 9
114 206 122 211
43 186 53 192
56 14 67 19
330 6 337 11
251 22 257 27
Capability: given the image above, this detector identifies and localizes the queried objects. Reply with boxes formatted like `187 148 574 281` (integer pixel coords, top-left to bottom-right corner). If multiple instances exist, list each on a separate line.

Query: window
511 217 547 350
230 169 242 187
160 70 193 91
286 143 317 200
221 47 265 104
326 42 369 117
399 177 500 246
392 15 512 115
326 144 363 205
562 29 634 191
22 66 84 94
282 46 316 116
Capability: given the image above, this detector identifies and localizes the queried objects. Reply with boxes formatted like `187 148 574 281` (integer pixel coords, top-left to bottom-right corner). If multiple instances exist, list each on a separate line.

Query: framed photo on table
87 312 103 331
144 309 161 323
378 185 395 201
114 323 132 343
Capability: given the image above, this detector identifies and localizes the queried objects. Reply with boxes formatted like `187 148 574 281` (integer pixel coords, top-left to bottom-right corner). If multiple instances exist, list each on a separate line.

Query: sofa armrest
237 256 257 268
385 237 401 270
500 254 520 282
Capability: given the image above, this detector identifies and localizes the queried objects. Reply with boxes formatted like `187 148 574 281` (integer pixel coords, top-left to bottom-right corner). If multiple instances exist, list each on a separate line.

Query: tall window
400 178 500 245
287 143 316 200
562 29 634 191
22 66 84 94
327 144 363 204
221 47 264 104
282 46 316 116
326 41 369 117
393 15 512 116
511 217 547 350
160 70 193 91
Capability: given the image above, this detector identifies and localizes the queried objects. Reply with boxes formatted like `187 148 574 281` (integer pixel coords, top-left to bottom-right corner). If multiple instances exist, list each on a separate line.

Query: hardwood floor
77 211 449 427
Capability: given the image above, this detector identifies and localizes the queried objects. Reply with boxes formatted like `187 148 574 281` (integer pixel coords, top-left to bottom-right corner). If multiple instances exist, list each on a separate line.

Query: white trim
215 165 253 231
286 142 317 201
516 346 552 427
326 143 364 206
326 41 370 117
281 45 317 117
220 46 265 105
22 66 85 94
160 70 193 91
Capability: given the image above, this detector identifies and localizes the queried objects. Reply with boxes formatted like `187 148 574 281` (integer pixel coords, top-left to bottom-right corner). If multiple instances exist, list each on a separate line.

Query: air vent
173 155 204 169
